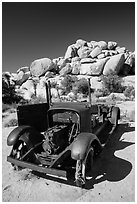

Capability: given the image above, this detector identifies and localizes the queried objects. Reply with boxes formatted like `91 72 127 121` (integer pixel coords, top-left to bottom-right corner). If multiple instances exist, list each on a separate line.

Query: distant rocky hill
2 39 135 101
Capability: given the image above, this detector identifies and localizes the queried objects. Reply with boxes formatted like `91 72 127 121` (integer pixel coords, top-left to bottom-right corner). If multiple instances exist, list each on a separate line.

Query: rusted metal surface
6 81 120 187
7 156 67 178
17 103 49 132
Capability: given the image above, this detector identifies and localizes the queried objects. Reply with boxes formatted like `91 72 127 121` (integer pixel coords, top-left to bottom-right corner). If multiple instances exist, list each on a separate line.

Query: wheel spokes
12 141 27 160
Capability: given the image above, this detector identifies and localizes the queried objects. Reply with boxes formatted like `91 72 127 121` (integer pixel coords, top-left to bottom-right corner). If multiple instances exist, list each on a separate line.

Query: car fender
7 125 44 146
71 132 101 160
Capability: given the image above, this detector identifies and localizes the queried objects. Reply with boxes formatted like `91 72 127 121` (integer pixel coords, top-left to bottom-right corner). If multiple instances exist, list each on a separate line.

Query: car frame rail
7 156 67 178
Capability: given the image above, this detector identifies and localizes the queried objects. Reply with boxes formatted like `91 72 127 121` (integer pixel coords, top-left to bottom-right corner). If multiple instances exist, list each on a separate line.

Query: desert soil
2 102 135 202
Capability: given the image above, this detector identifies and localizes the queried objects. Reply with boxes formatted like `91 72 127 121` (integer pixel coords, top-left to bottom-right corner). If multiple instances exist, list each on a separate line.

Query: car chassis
7 80 120 187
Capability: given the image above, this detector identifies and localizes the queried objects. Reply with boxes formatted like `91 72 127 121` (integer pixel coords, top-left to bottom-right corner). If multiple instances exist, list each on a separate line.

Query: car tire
75 146 94 187
10 137 36 170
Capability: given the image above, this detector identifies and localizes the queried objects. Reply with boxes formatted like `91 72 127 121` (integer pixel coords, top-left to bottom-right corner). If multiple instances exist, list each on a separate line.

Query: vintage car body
7 83 120 187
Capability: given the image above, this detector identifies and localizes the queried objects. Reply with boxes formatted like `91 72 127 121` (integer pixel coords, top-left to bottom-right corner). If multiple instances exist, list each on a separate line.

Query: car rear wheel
75 146 94 187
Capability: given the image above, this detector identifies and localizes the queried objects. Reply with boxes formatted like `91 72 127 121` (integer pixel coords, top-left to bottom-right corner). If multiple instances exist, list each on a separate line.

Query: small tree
61 75 78 94
124 85 135 100
101 73 126 96
2 84 23 104
73 78 89 96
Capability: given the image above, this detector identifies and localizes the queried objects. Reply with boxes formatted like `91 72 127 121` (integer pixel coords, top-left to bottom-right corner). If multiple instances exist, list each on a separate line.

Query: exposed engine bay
41 110 80 156
42 124 73 155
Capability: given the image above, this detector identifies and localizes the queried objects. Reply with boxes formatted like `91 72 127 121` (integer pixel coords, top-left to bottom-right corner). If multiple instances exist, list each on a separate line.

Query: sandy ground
2 102 135 202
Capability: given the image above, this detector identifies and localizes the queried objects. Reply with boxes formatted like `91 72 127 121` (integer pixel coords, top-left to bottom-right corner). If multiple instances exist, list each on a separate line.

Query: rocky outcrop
97 41 108 50
15 89 34 100
17 66 29 73
71 61 80 75
90 76 103 90
98 93 127 102
45 71 55 79
30 58 56 77
107 41 117 50
64 45 77 59
15 71 31 85
80 58 109 75
124 52 135 74
90 47 102 58
75 39 87 48
35 77 47 98
121 75 135 87
116 46 127 54
59 63 72 76
2 38 135 102
81 58 96 63
20 78 35 93
103 53 125 75
77 46 91 58
57 58 71 70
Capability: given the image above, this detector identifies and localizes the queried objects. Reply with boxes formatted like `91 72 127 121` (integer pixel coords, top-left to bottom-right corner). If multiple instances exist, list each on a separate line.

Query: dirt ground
2 103 135 202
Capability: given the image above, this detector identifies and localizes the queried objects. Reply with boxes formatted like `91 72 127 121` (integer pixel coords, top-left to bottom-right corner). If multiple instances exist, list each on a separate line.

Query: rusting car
7 82 120 187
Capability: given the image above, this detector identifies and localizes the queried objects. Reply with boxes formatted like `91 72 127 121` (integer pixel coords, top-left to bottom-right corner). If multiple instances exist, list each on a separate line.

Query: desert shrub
2 84 23 104
93 89 106 98
4 118 18 127
73 78 89 96
124 85 135 100
101 73 126 96
61 75 78 94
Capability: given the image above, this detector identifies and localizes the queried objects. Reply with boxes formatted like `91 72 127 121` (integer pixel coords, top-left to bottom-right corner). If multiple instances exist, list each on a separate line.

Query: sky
2 2 135 73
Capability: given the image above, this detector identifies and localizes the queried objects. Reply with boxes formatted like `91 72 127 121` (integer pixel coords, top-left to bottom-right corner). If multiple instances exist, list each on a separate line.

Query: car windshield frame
47 108 80 128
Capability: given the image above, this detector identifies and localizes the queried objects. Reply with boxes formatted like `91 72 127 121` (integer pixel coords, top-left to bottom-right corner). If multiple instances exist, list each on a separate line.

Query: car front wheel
75 146 94 187
10 138 35 170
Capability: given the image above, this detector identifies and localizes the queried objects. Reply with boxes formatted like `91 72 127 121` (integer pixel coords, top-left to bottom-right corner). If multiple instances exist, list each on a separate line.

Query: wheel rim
11 140 29 170
12 140 28 159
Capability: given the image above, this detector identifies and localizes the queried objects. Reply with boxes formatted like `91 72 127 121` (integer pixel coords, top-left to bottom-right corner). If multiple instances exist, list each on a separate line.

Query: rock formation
30 58 56 77
2 39 135 101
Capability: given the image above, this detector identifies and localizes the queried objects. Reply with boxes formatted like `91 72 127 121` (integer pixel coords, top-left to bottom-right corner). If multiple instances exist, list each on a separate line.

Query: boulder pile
2 39 135 101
